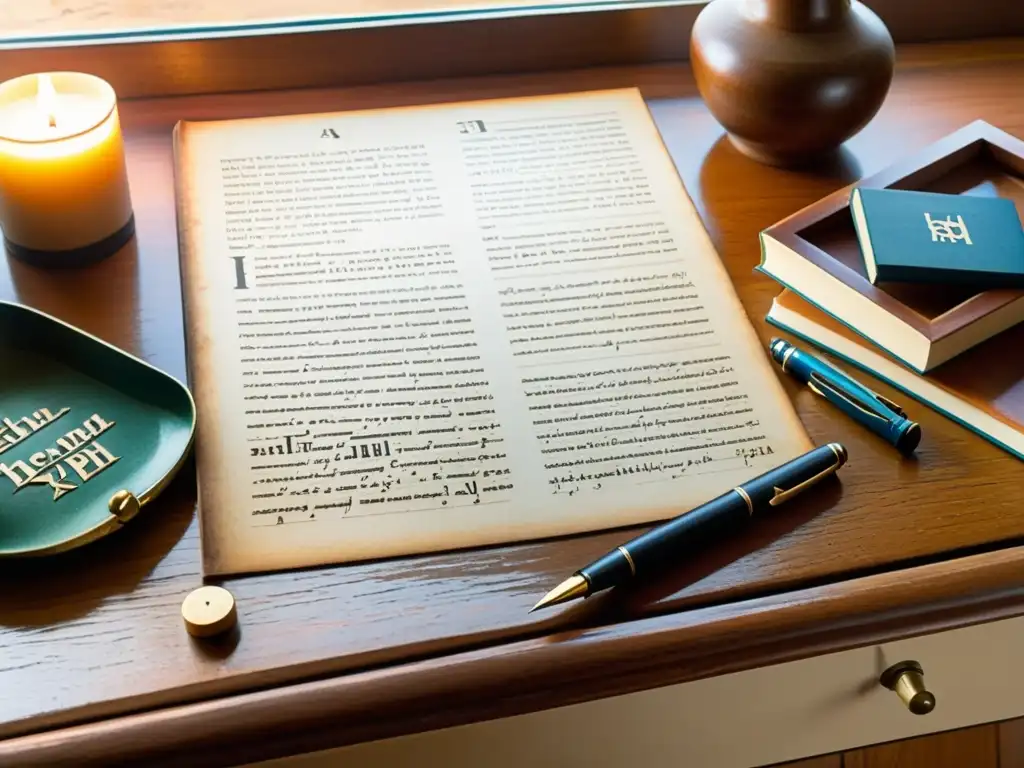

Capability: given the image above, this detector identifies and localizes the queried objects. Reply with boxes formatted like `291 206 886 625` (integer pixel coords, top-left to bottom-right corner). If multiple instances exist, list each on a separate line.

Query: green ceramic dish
0 301 196 556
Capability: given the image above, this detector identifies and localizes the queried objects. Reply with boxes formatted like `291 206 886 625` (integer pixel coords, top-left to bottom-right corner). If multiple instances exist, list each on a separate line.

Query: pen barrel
770 338 813 385
771 339 920 454
732 442 845 511
822 388 918 453
583 491 751 589
582 444 845 590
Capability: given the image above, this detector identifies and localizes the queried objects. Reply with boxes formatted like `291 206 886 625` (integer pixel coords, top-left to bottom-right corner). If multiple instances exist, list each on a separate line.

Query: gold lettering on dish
0 408 120 501
0 407 70 455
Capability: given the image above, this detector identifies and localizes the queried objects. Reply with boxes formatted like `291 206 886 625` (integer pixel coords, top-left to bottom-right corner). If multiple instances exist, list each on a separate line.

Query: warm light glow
36 73 57 129
0 71 133 254
0 72 116 145
3 110 117 160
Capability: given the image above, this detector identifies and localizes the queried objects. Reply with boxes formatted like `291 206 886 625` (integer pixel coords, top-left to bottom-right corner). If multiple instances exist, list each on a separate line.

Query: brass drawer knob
880 660 936 715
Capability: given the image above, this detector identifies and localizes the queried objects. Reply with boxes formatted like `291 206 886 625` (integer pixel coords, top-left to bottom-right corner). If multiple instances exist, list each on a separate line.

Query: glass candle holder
0 72 134 268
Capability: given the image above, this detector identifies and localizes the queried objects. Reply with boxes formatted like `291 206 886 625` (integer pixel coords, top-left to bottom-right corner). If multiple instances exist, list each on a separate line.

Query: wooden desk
2 38 1024 768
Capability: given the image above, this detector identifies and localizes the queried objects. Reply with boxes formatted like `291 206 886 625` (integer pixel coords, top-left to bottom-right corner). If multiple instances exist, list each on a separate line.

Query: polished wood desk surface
3 38 1024 767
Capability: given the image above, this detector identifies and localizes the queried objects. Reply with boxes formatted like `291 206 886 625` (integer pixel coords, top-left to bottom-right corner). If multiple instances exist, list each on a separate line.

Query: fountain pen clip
808 371 906 419
768 443 846 507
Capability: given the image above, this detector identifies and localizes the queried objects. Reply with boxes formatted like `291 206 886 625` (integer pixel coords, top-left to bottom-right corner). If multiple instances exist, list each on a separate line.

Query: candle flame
36 74 58 129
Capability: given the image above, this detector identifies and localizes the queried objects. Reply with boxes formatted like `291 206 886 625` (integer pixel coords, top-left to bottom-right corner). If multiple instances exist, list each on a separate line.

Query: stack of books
760 185 1024 458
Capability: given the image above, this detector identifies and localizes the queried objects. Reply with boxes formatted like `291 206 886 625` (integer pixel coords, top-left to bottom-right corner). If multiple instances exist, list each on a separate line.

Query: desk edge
4 541 1024 767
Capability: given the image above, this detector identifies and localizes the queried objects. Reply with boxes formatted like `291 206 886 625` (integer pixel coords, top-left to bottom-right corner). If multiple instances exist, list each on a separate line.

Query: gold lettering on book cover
925 212 972 245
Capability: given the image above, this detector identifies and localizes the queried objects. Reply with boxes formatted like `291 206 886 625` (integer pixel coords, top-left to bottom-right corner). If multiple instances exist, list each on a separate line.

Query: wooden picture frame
760 120 1024 370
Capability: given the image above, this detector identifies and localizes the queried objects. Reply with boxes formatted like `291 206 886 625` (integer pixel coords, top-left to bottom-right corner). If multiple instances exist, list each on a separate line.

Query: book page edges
767 293 1024 459
172 121 235 575
758 233 931 373
849 190 877 284
761 230 1024 373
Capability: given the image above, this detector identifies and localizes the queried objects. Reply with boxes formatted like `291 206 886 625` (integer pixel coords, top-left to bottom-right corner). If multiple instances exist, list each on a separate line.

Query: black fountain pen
531 443 848 612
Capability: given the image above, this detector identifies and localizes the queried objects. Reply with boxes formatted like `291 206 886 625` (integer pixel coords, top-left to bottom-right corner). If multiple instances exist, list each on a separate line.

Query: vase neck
754 0 851 31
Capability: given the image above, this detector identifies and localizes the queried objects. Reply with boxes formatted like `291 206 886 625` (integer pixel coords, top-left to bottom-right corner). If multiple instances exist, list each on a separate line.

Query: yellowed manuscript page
174 89 810 576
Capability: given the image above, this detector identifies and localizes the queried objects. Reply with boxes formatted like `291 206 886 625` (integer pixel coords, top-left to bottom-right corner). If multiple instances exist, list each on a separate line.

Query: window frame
0 0 1018 101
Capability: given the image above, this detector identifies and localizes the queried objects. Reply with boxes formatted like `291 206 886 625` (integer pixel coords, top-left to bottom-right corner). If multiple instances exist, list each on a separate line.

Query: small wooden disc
182 586 237 638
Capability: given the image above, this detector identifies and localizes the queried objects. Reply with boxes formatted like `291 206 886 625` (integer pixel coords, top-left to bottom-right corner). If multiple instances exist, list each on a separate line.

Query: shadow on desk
541 476 846 633
0 457 195 627
697 134 863 277
0 237 197 627
4 237 142 357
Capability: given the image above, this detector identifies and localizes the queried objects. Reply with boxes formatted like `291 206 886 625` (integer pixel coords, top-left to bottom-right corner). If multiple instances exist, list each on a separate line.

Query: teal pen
769 338 921 454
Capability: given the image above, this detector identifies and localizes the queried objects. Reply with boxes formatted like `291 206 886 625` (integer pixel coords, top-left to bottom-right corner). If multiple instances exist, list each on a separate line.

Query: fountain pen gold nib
531 574 590 612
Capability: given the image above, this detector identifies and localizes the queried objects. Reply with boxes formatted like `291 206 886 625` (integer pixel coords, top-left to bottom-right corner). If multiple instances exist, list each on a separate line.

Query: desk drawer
257 615 1024 768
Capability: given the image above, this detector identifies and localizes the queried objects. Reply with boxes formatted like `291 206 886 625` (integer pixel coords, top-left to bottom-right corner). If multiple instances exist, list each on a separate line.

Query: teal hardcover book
850 187 1024 286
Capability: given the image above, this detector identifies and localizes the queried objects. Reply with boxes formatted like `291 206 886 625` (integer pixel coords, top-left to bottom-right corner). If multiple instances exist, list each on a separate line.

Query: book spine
757 230 770 270
876 263 1024 288
755 280 928 374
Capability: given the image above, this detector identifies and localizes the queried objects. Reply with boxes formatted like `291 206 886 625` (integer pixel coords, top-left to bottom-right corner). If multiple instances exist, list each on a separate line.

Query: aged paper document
174 89 811 576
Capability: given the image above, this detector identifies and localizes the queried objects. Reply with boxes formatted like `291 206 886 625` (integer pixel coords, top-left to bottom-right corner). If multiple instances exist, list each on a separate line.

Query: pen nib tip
529 574 590 613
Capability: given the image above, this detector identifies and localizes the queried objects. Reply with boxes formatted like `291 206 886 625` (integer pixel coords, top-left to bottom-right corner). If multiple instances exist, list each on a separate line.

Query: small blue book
850 187 1024 286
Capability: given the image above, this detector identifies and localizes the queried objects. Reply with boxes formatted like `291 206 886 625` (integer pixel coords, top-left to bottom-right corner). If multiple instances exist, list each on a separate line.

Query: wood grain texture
775 758 841 768
2 38 1024 764
844 724 998 768
999 718 1024 767
7 515 1024 766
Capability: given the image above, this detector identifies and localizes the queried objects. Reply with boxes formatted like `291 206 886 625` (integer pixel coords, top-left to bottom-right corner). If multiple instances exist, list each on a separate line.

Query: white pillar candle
0 72 133 267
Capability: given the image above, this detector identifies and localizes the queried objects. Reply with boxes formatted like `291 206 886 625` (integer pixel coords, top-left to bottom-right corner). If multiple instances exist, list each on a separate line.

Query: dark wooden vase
690 0 895 167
